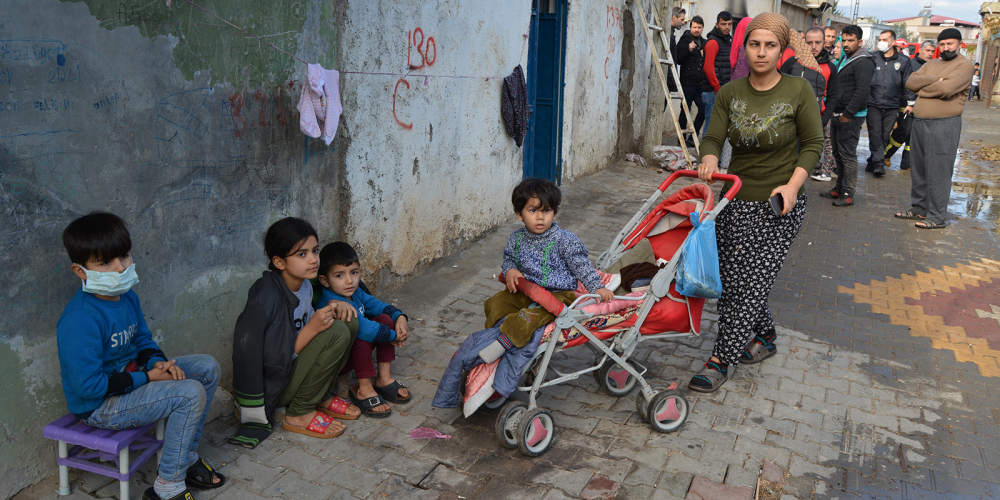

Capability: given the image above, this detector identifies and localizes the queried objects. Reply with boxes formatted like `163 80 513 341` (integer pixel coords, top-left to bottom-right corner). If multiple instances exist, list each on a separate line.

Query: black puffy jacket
232 271 301 422
835 48 875 116
676 30 707 88
867 48 916 109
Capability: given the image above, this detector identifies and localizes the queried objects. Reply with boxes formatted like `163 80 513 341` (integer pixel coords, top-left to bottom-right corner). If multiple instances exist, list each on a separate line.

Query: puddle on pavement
855 135 999 231
950 149 1000 231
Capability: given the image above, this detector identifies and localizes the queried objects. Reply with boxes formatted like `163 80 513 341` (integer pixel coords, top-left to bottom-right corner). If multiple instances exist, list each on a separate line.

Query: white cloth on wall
297 63 342 145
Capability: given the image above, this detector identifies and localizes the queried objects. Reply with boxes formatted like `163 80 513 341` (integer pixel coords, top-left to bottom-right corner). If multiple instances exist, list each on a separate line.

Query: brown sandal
315 396 360 420
281 412 344 438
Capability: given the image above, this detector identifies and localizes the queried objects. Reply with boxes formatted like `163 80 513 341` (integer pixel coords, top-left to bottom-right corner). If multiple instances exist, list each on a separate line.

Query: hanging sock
297 63 342 145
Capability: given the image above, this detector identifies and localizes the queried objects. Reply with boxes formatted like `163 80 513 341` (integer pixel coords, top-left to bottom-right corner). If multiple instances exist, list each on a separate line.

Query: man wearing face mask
885 39 936 170
822 25 873 207
864 30 914 178
894 29 974 229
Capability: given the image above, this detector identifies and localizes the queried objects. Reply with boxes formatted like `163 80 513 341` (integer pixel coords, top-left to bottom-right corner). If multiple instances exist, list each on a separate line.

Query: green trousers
277 317 358 417
483 289 577 348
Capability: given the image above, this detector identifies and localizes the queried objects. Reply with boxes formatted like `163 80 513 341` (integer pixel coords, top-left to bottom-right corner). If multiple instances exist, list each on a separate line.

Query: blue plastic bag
675 212 722 298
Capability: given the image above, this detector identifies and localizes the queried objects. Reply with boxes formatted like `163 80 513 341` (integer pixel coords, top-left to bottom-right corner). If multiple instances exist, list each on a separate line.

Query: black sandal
349 385 392 418
915 220 946 229
143 487 195 500
374 379 411 404
186 457 226 489
894 209 926 220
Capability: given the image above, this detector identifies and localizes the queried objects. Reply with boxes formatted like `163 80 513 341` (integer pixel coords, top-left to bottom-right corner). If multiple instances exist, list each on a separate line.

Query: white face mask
81 263 140 296
877 41 890 52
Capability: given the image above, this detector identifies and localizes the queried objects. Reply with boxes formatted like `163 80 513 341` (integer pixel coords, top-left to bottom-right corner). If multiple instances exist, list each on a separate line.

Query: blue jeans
702 91 717 136
86 354 220 482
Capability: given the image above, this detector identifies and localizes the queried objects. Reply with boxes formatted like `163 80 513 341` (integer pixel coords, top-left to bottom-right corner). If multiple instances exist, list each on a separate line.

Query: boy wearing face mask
57 212 224 500
864 29 914 178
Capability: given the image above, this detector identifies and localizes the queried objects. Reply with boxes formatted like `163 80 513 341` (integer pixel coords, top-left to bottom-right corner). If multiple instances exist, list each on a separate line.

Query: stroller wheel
635 386 667 423
495 401 527 449
647 390 689 433
483 393 507 411
598 360 638 396
516 408 556 457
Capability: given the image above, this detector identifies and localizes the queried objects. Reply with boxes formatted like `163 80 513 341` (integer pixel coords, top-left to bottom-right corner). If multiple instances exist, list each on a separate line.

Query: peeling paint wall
562 0 653 181
0 0 339 495
0 0 646 495
687 0 813 29
336 0 531 287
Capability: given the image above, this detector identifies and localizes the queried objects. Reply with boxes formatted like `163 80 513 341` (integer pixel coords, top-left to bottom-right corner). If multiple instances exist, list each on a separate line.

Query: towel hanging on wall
297 63 342 145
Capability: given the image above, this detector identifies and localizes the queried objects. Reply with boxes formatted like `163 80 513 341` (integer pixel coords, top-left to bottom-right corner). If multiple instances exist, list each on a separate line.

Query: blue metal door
523 0 567 182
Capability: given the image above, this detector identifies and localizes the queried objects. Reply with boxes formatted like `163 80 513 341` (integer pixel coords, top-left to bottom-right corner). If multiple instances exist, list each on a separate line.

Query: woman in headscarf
730 17 753 80
689 13 823 393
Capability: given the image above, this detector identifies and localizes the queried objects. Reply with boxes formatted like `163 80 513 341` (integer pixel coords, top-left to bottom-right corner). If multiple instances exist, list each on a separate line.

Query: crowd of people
668 7 976 222
666 9 976 388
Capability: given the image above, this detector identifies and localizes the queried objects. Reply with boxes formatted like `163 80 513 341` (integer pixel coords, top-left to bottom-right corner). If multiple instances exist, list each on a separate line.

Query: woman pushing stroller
691 13 823 392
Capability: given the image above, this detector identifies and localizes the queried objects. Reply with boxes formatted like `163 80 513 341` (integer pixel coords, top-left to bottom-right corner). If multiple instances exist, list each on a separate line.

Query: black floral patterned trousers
712 193 807 365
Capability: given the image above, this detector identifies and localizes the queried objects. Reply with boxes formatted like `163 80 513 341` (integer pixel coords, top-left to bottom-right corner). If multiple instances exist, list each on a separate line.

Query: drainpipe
773 0 782 14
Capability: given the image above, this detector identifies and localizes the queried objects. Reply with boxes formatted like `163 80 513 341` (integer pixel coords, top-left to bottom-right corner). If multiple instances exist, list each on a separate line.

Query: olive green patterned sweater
700 74 824 201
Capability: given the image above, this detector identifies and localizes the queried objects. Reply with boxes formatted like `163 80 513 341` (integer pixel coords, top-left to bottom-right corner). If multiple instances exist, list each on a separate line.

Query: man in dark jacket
865 29 915 177
781 28 840 182
669 7 686 63
677 16 706 146
885 39 935 169
701 11 732 135
666 7 686 93
822 25 874 207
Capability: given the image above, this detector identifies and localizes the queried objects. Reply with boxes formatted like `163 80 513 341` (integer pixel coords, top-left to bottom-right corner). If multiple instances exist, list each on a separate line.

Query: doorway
523 0 568 182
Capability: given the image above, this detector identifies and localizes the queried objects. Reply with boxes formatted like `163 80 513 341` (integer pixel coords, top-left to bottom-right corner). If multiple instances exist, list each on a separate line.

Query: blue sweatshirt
501 222 604 293
318 287 405 343
56 289 167 418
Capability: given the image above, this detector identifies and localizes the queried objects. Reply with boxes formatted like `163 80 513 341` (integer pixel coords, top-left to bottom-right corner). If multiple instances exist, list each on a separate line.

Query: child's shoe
375 380 411 404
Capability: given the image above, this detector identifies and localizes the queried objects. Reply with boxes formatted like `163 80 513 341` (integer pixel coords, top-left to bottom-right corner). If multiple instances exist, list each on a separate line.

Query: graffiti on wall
394 26 439 130
605 5 623 78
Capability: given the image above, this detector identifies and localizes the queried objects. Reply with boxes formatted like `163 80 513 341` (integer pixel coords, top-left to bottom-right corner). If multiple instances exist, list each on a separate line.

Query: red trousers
339 314 396 379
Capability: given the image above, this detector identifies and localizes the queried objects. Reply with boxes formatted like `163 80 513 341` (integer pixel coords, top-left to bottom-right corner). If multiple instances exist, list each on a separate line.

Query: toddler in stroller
434 170 741 456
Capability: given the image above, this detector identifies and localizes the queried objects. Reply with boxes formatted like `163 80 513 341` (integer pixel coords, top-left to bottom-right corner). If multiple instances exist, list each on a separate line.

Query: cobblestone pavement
17 108 1000 500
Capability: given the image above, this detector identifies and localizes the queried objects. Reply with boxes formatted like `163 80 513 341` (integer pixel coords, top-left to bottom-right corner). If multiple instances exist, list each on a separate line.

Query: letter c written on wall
393 27 437 130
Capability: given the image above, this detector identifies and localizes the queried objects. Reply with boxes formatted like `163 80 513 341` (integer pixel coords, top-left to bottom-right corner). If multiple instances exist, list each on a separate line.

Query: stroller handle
657 170 742 201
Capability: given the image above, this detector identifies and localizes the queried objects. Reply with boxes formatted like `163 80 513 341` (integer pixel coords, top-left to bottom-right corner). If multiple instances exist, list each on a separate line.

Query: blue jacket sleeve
322 290 397 343
355 315 397 343
559 231 604 293
57 310 148 402
355 289 404 322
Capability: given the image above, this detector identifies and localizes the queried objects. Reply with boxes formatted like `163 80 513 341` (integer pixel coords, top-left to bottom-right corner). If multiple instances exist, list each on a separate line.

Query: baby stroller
470 170 742 456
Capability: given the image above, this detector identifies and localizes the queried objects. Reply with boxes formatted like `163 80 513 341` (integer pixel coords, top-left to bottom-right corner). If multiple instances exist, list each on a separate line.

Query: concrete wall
679 0 815 30
337 0 530 287
562 0 654 180
1 1 339 495
0 0 643 495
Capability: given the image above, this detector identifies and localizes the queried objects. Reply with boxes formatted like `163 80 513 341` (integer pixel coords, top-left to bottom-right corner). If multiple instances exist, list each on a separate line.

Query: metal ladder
632 0 700 167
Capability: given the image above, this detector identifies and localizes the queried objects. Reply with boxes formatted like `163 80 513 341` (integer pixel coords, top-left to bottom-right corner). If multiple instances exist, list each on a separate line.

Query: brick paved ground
16 109 1000 499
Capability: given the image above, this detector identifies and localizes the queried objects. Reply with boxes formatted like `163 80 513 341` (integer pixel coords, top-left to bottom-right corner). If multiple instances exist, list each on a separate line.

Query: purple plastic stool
42 414 165 498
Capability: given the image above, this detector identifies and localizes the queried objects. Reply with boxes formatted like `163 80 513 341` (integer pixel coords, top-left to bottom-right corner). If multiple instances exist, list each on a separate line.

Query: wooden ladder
632 0 699 167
